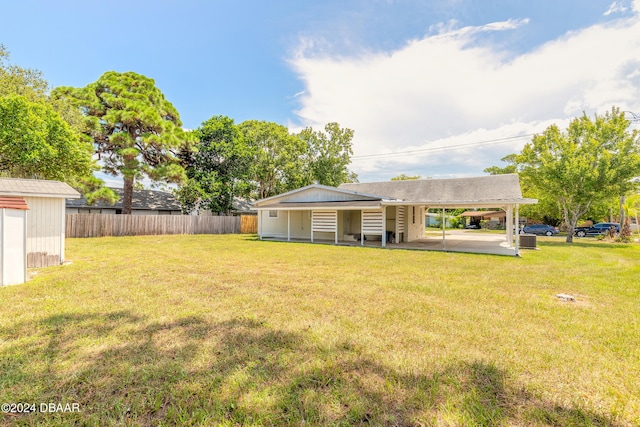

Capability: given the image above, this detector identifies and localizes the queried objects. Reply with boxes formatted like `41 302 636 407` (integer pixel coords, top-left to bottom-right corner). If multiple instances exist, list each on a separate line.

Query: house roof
253 175 537 209
66 188 182 211
339 174 528 203
0 178 80 199
0 196 29 210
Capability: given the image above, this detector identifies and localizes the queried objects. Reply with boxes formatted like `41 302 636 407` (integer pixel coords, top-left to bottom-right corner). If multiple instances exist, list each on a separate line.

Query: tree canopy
391 174 421 181
1 45 101 193
176 120 358 214
298 122 358 187
53 71 189 214
176 115 253 214
516 107 640 242
0 95 93 181
239 120 307 199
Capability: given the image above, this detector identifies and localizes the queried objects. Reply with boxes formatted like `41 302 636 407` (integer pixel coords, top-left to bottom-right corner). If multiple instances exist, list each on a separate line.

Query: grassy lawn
1 235 639 426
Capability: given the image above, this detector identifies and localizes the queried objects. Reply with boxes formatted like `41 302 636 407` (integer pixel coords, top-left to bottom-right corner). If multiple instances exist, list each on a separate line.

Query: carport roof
253 174 537 209
339 174 535 206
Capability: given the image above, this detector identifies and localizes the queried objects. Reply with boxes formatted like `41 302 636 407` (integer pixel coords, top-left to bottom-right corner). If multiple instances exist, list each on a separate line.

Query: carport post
515 204 520 256
442 208 446 251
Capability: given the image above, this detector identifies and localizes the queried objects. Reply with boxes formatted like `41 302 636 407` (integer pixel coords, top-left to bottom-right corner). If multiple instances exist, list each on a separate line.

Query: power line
351 133 535 161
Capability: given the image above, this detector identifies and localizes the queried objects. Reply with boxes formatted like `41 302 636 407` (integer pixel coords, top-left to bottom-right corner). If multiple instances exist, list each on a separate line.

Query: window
412 206 415 224
268 210 278 218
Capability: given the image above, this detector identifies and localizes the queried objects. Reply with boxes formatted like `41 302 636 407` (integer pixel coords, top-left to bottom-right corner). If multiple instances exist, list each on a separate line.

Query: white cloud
289 10 640 181
604 1 627 16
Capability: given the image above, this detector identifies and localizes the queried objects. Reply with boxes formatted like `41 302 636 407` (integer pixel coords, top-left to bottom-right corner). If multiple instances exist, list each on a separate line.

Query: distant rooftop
66 187 181 211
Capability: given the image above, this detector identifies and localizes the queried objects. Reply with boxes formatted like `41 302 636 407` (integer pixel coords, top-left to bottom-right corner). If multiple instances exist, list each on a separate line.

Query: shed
0 197 29 285
0 178 80 267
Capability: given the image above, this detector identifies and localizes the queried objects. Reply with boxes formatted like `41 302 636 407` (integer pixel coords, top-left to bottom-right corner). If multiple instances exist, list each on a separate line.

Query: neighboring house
66 188 182 215
459 210 512 229
198 197 257 216
425 211 455 228
252 174 537 255
0 177 80 268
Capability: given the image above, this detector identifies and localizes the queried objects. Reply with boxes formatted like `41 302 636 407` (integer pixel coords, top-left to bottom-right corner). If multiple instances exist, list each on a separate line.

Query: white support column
515 204 520 256
381 207 386 248
310 210 314 243
506 205 513 248
442 208 446 251
360 209 364 246
287 210 291 242
258 210 262 240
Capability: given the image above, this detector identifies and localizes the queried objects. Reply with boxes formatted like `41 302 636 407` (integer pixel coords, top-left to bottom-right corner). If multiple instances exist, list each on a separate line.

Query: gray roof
66 187 181 211
339 174 527 204
0 177 80 198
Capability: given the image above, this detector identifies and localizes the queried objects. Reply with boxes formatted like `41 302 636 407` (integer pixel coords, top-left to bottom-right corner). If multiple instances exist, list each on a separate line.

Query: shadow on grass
0 312 625 426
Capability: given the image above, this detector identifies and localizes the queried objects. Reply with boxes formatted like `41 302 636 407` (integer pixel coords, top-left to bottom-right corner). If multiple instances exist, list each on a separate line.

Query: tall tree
238 120 307 199
53 71 188 214
298 122 358 186
516 108 640 242
177 115 253 214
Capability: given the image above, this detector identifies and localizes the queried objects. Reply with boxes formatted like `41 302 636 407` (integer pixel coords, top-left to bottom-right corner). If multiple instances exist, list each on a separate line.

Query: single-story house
459 210 514 229
66 187 182 215
0 178 80 267
252 174 537 255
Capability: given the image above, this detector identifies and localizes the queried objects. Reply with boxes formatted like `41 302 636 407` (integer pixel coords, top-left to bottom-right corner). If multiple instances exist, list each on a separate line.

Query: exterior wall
406 206 425 242
340 210 361 236
259 210 313 239
24 196 65 267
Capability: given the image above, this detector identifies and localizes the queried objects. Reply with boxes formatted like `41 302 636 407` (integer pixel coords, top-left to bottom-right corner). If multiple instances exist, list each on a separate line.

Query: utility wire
351 133 535 161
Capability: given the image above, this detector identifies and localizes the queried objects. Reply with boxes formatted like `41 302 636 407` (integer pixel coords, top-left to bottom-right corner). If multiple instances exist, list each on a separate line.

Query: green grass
1 235 639 426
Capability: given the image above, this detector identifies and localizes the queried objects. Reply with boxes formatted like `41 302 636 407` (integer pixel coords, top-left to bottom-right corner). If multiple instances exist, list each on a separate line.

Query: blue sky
2 0 640 184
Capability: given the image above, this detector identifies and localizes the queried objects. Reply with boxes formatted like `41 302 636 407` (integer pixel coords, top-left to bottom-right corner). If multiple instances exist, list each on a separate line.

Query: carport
254 174 537 256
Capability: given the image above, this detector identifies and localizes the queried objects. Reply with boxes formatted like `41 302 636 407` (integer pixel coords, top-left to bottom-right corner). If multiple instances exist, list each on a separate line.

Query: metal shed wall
24 196 65 267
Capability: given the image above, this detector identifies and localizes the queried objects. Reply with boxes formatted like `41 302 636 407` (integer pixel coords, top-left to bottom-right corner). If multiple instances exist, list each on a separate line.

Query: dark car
520 224 558 236
574 222 620 237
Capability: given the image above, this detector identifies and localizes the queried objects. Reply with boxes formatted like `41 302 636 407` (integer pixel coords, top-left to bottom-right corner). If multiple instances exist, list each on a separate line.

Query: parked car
574 222 620 237
520 224 559 236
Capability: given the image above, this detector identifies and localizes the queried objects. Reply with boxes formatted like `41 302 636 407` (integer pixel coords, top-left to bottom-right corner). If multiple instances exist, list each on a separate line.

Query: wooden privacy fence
240 214 258 234
66 214 257 238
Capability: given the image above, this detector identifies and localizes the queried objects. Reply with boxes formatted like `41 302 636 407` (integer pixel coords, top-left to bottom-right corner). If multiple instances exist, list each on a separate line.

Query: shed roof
0 196 29 210
0 178 80 199
66 187 181 211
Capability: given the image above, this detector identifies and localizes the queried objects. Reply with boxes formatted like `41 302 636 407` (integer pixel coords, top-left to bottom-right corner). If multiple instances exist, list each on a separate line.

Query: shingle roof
0 178 80 198
66 187 182 211
339 174 526 203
